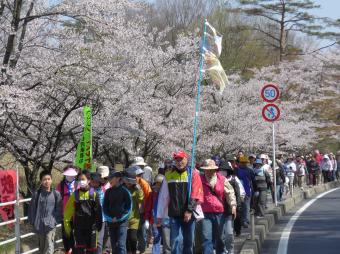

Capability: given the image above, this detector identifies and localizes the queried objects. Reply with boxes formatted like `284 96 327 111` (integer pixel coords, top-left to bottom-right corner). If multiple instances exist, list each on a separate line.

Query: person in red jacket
200 159 236 254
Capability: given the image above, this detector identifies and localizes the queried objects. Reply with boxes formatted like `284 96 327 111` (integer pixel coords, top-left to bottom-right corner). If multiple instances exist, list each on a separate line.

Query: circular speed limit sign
262 104 281 122
261 84 280 102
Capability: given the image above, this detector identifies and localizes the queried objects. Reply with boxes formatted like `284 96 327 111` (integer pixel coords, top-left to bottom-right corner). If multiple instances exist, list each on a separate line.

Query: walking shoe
242 222 249 228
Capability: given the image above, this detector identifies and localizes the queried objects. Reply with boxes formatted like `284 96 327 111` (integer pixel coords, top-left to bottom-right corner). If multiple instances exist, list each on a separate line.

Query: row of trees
0 0 339 194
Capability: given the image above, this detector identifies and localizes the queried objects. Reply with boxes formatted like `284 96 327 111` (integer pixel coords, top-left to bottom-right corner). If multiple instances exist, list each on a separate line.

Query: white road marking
277 187 340 254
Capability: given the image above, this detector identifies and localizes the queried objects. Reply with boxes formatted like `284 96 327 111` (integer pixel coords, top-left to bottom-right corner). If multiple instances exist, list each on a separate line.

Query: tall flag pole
188 20 208 199
75 106 94 171
189 20 229 199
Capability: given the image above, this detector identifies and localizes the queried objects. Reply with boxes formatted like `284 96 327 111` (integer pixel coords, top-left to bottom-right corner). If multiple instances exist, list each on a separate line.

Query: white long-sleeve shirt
156 179 169 219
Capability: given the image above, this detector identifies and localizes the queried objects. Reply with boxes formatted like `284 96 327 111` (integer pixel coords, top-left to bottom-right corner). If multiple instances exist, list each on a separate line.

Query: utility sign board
261 83 280 103
262 104 280 122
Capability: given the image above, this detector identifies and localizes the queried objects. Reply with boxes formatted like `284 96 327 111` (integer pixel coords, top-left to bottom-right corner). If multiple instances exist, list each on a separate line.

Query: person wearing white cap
56 165 79 254
131 156 153 186
97 165 111 190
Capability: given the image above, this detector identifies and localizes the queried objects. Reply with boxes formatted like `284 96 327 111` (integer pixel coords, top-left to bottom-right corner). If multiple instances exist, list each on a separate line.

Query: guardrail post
250 209 255 241
15 167 20 254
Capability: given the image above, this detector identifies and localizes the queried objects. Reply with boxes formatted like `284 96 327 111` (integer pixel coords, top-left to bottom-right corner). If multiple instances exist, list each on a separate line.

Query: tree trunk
279 2 286 61
2 0 23 69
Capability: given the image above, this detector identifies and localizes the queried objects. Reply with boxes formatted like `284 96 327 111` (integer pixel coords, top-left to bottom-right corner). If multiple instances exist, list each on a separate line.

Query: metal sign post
261 83 280 207
272 123 277 207
15 166 20 254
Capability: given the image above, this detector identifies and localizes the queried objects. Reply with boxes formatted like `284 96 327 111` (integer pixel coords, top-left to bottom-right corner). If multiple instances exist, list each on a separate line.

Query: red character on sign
1 174 15 194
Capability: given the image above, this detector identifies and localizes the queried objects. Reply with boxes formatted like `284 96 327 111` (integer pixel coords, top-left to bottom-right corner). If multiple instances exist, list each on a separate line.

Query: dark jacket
253 168 271 191
157 168 203 218
28 188 62 234
275 168 286 185
103 184 132 226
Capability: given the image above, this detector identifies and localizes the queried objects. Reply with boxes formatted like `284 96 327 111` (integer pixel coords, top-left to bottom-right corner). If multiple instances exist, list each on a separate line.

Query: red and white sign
261 83 280 103
0 170 17 226
262 104 281 122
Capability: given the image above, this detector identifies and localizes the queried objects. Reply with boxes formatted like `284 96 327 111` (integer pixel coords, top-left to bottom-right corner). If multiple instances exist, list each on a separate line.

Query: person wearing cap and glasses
103 171 132 254
199 159 236 254
157 150 203 254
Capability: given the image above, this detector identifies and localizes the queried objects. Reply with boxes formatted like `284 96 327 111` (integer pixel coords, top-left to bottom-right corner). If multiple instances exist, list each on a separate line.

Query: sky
312 0 339 20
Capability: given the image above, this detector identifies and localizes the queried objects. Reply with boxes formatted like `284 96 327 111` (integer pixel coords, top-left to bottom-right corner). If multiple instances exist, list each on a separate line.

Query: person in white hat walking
131 157 153 186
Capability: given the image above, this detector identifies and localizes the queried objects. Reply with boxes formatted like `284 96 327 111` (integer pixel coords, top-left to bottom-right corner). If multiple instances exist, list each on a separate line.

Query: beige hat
131 156 147 166
200 159 219 170
97 166 110 178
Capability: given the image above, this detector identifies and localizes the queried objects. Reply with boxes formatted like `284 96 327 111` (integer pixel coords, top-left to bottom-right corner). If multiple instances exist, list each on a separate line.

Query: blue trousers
152 225 162 254
201 213 225 254
108 223 128 254
169 217 195 254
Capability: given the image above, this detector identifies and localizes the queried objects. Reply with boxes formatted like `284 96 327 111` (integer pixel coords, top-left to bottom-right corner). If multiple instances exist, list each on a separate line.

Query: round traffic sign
262 104 280 122
261 84 280 102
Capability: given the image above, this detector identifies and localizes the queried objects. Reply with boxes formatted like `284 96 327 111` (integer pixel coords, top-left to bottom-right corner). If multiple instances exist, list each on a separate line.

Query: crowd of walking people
27 149 340 254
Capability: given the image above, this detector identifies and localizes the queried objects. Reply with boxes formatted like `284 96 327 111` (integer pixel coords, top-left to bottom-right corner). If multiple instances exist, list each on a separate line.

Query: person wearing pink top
56 166 78 254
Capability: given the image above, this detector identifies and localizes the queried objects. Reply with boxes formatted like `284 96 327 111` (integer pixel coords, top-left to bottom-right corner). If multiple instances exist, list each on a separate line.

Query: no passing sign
262 104 280 122
261 84 280 102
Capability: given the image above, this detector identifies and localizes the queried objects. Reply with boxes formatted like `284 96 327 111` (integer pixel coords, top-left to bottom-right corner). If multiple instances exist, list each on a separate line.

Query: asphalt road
262 187 340 254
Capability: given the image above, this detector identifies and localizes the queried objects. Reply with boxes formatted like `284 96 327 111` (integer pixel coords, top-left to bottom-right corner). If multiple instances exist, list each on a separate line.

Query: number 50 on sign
261 84 280 103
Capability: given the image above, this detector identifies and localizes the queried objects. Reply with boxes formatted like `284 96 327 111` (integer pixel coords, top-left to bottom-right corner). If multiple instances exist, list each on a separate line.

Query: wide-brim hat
200 159 219 170
63 168 78 176
125 165 144 176
131 156 147 166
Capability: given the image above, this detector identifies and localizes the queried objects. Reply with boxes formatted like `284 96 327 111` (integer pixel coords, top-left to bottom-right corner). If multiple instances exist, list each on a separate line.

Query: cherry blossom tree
0 0 338 195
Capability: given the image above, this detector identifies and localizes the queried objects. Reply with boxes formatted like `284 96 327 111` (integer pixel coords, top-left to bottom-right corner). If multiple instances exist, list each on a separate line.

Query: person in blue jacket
103 171 132 254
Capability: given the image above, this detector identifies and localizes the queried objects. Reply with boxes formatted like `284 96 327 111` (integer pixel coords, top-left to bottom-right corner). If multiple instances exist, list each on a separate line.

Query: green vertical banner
75 106 94 171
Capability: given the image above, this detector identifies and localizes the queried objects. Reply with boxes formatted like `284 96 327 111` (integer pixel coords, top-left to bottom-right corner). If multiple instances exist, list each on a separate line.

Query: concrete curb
239 181 340 254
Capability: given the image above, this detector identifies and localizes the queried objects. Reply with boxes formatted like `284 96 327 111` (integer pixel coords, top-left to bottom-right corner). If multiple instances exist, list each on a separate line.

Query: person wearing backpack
219 159 244 253
199 159 236 254
64 172 103 254
253 159 272 218
28 170 62 254
56 166 79 254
